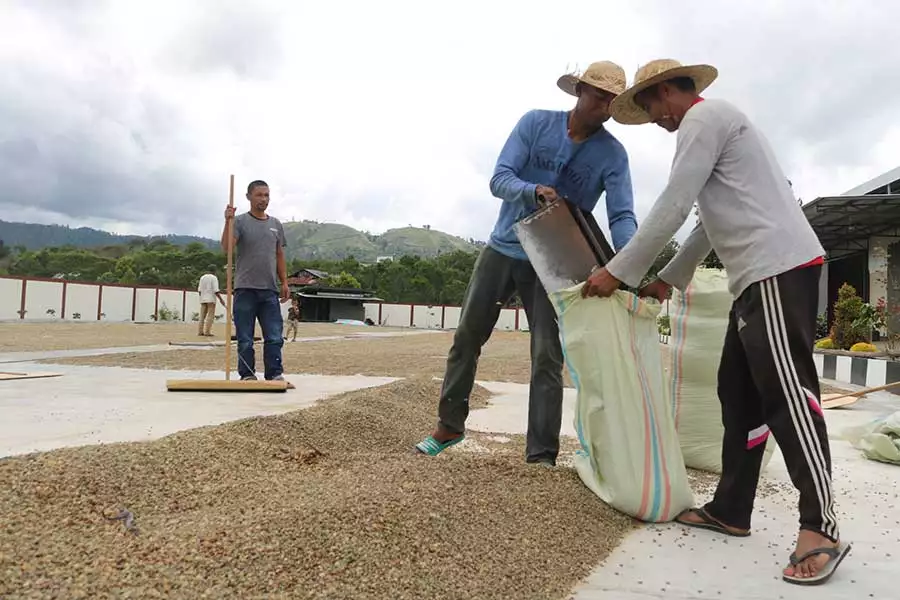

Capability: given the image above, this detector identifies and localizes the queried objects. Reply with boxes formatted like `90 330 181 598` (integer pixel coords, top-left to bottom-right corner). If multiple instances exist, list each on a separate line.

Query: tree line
0 237 723 306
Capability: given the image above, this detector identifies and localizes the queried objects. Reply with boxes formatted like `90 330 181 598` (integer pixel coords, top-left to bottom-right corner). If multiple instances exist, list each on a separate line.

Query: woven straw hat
557 61 627 98
610 59 718 125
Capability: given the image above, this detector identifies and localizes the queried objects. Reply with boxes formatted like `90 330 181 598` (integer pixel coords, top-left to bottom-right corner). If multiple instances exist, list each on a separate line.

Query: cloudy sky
2 0 898 244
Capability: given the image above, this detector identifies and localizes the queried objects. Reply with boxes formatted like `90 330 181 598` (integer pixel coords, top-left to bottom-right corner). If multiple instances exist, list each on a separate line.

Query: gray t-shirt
233 212 286 291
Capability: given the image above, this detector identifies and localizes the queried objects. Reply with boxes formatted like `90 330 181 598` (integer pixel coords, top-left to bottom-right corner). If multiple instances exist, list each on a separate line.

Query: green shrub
157 302 181 322
832 283 869 350
815 312 829 339
657 314 671 336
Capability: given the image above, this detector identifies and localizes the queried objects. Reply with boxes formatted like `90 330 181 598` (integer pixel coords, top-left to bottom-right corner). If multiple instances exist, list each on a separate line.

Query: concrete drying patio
451 376 898 599
1 352 896 599
570 381 898 600
0 362 398 457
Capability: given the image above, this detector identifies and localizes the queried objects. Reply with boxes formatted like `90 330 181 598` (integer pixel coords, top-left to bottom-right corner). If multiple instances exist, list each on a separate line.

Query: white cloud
1 0 897 248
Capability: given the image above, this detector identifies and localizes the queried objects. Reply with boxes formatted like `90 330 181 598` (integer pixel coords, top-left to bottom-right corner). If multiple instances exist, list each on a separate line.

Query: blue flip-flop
783 542 852 585
415 434 465 456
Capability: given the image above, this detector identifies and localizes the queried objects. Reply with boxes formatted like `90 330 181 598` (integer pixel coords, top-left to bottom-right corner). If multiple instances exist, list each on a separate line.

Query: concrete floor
0 344 176 364
563 379 898 600
0 362 397 457
467 380 579 438
2 350 897 599
458 377 898 599
0 329 437 455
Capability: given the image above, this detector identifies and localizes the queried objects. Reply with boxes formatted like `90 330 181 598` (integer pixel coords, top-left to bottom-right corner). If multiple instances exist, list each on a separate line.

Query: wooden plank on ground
165 378 294 392
0 372 64 381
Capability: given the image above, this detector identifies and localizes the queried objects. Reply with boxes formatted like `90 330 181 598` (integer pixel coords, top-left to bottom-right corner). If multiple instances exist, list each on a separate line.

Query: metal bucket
513 200 616 294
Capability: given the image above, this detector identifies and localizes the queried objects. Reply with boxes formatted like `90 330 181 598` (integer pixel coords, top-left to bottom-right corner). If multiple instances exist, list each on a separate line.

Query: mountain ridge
0 219 483 262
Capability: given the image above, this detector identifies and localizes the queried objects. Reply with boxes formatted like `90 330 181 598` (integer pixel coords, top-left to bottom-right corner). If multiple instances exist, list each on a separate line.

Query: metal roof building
802 166 900 330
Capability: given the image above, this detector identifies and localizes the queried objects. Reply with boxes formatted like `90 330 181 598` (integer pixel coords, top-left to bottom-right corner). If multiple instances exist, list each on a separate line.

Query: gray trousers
438 245 564 463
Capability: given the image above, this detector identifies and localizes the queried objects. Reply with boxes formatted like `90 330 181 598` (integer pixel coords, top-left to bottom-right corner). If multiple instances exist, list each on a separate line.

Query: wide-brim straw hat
557 61 627 98
610 59 718 125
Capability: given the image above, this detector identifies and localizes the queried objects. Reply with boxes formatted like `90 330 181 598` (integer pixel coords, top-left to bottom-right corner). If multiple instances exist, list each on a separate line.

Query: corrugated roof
298 292 384 302
841 165 900 196
802 194 900 259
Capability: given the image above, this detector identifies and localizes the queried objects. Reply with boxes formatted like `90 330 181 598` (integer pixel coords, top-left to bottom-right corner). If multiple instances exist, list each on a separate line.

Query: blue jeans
233 288 284 379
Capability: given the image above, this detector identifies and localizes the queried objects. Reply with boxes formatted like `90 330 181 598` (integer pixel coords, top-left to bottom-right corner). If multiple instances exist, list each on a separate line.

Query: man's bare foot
783 530 840 580
676 507 750 536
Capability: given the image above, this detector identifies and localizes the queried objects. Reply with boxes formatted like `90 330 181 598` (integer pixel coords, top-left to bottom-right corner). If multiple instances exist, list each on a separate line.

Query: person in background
284 296 301 342
197 271 225 336
222 179 291 381
583 59 849 586
414 60 638 466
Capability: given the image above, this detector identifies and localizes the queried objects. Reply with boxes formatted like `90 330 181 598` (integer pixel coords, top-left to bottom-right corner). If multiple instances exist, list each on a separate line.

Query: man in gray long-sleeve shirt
582 59 850 586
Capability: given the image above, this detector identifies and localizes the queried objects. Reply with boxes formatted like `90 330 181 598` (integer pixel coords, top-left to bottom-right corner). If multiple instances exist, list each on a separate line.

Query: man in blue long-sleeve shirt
415 61 639 466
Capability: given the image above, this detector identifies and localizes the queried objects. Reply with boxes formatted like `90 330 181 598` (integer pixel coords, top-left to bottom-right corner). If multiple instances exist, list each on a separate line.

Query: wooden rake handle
224 174 235 381
824 378 900 402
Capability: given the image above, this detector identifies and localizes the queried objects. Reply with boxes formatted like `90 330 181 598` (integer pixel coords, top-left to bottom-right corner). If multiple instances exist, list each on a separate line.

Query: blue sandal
415 434 465 456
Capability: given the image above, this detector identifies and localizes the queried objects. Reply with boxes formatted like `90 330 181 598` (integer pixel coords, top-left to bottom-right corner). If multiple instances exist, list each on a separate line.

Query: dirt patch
0 321 405 353
0 377 635 600
42 330 575 387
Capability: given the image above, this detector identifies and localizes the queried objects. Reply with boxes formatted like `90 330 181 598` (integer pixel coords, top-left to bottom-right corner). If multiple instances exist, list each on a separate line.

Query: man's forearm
609 212 638 253
220 219 234 254
276 250 287 284
605 199 692 288
488 110 538 207
603 153 638 252
489 170 538 206
658 224 713 291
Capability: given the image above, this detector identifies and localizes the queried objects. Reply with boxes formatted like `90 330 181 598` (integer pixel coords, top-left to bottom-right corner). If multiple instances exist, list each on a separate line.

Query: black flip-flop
783 542 852 586
675 507 751 537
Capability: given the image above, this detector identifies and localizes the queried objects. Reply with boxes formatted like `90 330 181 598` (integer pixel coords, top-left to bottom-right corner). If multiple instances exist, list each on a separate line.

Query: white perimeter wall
0 276 530 332
363 302 529 332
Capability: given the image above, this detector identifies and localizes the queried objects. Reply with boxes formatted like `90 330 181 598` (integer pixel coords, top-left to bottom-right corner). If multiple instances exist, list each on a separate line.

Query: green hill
281 220 481 261
281 221 378 261
378 227 479 258
0 219 483 263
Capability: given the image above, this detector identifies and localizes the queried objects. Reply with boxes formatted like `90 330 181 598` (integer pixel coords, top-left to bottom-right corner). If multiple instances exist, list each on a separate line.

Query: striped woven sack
550 285 694 522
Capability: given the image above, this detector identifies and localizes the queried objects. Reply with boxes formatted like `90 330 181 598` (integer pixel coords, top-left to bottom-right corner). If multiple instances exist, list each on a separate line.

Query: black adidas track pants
704 264 840 542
